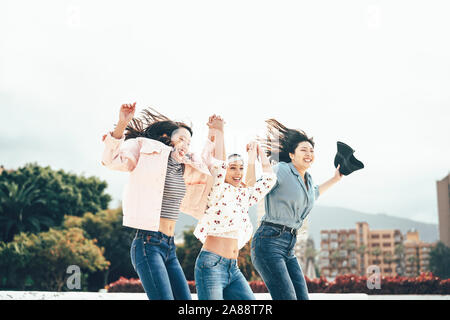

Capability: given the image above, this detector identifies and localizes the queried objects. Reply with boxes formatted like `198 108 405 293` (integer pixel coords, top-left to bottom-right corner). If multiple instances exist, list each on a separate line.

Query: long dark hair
124 107 193 146
259 119 314 163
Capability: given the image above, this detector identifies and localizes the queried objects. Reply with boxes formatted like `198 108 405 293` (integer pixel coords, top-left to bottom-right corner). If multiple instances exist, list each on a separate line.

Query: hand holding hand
206 114 225 131
247 141 259 163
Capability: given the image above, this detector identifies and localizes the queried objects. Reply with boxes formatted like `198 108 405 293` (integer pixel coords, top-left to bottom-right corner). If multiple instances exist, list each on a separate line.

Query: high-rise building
403 229 434 277
436 174 450 247
319 222 403 278
319 228 358 278
358 223 404 277
319 222 438 279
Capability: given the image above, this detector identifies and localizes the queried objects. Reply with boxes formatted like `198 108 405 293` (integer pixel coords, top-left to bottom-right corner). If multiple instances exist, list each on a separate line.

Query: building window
371 234 380 239
382 243 391 247
371 243 380 247
382 234 391 239
320 259 330 267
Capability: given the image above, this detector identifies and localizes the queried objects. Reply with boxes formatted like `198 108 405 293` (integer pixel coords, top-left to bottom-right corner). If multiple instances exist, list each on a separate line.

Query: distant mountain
175 206 440 249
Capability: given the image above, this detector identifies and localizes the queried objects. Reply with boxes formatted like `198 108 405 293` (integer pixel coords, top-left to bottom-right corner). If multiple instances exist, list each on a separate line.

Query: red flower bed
106 273 450 295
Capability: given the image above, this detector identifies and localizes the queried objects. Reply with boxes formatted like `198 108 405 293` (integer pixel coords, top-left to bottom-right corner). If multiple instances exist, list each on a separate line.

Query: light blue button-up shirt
261 161 320 230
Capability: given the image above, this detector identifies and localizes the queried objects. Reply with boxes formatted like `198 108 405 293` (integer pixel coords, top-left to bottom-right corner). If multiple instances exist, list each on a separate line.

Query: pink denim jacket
101 131 220 231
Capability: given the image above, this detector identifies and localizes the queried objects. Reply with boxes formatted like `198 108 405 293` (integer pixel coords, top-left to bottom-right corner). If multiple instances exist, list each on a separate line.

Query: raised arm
318 164 343 196
258 143 272 174
245 142 257 187
112 103 136 139
247 142 276 206
101 103 140 172
206 114 226 161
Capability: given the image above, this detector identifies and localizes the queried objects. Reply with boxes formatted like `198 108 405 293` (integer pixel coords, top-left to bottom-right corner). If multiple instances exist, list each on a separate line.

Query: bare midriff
158 217 176 237
203 235 239 259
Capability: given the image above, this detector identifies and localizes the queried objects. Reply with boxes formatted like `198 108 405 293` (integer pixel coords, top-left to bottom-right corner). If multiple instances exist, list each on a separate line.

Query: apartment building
320 222 404 278
404 229 434 277
319 229 359 278
436 174 450 247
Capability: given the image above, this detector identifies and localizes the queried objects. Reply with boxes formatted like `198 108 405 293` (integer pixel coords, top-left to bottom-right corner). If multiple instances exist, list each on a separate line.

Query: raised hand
111 102 136 139
334 164 343 181
247 141 258 163
206 114 225 132
119 102 136 125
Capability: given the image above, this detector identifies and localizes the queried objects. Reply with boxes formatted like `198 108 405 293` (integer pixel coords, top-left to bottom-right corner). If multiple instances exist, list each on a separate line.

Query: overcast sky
1 0 449 224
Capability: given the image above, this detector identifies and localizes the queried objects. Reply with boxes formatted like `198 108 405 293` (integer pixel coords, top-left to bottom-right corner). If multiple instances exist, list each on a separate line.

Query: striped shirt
160 154 186 220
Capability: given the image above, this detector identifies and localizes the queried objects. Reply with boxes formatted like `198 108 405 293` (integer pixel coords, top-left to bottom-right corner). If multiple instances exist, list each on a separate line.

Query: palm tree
394 243 405 276
371 247 382 265
357 244 368 276
382 251 394 275
407 255 420 276
0 180 52 242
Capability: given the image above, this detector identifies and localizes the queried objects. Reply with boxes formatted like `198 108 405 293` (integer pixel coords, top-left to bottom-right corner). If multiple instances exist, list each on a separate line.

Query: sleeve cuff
103 131 125 147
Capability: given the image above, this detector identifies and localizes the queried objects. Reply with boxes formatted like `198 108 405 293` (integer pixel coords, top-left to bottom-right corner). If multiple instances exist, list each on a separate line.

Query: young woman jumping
101 102 224 300
193 135 277 300
250 119 343 300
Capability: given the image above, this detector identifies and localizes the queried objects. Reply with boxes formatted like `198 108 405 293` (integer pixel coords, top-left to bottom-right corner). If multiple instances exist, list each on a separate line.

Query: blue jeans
251 224 309 300
130 230 192 300
194 249 255 300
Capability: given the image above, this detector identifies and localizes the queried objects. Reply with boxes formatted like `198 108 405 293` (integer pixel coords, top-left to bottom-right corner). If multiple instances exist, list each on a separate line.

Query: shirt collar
287 162 310 180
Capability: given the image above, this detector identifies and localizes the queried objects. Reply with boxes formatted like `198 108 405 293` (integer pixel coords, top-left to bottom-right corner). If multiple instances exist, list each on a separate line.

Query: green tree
0 180 53 242
176 227 203 281
371 247 382 262
0 228 109 291
394 243 405 275
238 241 259 281
176 227 260 282
429 241 450 279
63 208 136 289
382 251 394 273
407 255 420 276
0 163 112 241
356 244 368 276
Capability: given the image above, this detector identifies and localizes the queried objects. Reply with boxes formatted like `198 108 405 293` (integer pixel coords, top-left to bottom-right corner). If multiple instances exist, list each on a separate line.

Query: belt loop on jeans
261 221 297 235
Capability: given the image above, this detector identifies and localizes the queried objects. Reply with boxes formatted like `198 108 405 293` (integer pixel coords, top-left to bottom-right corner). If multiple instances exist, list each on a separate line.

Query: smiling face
225 160 245 187
289 141 315 171
170 127 192 161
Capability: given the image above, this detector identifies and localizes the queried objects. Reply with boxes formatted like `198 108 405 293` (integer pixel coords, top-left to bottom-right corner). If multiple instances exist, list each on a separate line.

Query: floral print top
193 159 277 249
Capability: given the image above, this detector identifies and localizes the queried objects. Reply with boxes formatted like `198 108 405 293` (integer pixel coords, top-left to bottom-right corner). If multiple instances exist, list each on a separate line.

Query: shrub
0 228 109 291
105 273 450 295
63 209 136 290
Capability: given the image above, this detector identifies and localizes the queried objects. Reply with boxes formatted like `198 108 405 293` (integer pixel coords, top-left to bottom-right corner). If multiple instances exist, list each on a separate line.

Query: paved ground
1 291 449 300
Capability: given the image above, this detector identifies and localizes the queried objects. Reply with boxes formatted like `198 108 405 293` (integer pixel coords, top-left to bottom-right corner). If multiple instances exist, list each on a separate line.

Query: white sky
1 0 449 224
